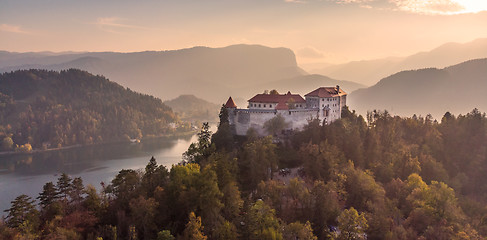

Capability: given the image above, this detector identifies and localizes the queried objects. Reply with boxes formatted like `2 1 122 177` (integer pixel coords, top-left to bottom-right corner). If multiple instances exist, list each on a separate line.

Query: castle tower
224 96 237 108
224 97 237 126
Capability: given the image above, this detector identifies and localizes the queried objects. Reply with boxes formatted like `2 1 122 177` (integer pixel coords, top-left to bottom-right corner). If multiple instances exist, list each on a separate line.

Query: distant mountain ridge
313 38 487 86
247 74 364 101
0 44 364 105
0 45 305 102
349 58 487 119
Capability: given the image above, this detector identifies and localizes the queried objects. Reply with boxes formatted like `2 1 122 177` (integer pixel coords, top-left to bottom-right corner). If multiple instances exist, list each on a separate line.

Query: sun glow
453 0 487 13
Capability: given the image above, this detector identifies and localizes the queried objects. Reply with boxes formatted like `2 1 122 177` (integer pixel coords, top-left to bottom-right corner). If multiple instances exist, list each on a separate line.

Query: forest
2 106 487 240
0 69 184 152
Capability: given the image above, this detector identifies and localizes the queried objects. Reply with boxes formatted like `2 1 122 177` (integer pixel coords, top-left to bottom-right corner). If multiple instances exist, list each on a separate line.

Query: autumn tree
213 220 238 240
83 184 102 214
221 181 243 222
310 181 340 238
1 136 13 151
239 136 278 191
157 230 175 240
283 221 317 240
165 163 222 234
181 212 207 240
246 200 283 240
336 207 368 240
269 89 279 95
264 114 289 136
129 196 158 239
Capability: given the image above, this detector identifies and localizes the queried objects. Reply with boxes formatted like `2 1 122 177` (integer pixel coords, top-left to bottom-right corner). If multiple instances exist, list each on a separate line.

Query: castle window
259 104 261 107
264 104 266 108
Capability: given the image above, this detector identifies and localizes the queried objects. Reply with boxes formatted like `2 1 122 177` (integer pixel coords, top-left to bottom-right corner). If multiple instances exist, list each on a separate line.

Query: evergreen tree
212 106 233 151
4 194 39 230
69 177 84 205
56 173 72 201
142 156 169 197
183 122 214 164
37 182 59 209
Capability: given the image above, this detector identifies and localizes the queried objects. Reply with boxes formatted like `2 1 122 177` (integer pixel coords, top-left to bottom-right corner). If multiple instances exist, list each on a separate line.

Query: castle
225 86 347 136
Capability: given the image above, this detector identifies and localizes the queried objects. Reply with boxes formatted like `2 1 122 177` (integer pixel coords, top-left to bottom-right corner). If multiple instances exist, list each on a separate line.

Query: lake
0 133 199 212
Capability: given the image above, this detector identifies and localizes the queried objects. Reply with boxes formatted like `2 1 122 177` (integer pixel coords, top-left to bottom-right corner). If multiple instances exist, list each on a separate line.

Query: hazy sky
1 0 487 65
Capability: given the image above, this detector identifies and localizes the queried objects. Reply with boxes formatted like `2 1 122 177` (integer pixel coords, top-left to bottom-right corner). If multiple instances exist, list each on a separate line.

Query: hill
0 69 180 151
4 107 487 239
253 74 365 97
164 95 220 122
348 58 487 119
312 38 487 86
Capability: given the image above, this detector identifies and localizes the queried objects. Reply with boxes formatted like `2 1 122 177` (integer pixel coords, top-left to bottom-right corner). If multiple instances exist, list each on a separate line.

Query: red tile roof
275 102 289 110
305 86 347 98
248 91 306 104
224 96 237 108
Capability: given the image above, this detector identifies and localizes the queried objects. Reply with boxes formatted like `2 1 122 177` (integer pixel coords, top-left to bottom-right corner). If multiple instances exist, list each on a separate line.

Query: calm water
0 134 198 212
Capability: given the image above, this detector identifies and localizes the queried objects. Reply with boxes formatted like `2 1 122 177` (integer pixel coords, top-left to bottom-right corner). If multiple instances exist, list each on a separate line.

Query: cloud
297 47 325 59
0 24 30 34
94 17 149 33
391 0 465 14
332 0 474 15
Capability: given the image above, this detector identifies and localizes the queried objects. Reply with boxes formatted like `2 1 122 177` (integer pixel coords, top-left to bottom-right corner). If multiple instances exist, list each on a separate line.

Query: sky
1 0 487 66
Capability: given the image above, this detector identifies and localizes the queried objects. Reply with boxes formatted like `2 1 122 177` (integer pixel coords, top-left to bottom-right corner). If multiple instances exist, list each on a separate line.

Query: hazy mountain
349 58 487 119
164 95 220 122
247 74 364 99
313 38 487 86
0 45 307 103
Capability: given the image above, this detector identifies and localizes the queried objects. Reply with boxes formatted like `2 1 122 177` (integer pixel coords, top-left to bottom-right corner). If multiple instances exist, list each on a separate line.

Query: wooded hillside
0 69 180 151
3 107 487 239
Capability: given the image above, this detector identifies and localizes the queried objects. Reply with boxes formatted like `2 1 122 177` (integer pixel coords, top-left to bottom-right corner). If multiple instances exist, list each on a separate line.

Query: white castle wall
227 91 347 136
229 108 319 136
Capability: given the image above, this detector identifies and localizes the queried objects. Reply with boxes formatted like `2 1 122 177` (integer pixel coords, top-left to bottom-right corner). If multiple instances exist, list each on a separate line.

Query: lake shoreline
0 130 197 157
